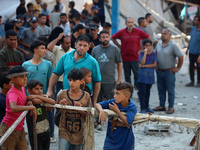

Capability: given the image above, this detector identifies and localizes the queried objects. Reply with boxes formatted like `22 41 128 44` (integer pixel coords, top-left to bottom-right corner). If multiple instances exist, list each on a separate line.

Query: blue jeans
139 83 152 110
123 61 139 87
157 70 175 108
59 138 83 150
48 108 55 137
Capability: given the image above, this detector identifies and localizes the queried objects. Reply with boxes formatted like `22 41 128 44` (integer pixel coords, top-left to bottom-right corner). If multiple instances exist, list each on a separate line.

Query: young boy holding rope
26 79 56 150
57 68 92 150
0 65 37 150
95 82 137 150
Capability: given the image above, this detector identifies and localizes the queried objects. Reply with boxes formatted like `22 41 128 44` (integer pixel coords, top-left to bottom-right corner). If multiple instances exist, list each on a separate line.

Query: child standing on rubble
0 65 37 150
57 68 92 150
137 39 157 114
95 82 137 150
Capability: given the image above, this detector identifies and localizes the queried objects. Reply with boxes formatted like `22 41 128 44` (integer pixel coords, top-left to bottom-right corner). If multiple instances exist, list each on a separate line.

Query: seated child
137 39 157 114
26 79 56 150
0 65 37 150
57 68 92 150
95 82 137 150
0 72 13 123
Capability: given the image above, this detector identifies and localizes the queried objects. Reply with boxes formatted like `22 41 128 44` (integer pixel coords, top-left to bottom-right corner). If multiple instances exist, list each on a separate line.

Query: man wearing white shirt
47 32 73 93
58 13 71 35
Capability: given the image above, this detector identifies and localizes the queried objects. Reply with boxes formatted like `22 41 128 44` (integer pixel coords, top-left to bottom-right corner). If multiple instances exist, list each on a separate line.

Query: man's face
36 0 41 4
18 18 24 26
161 29 171 42
21 0 25 5
143 19 147 27
15 22 22 30
93 9 99 15
0 18 2 26
194 17 199 26
60 16 67 24
100 33 109 46
39 16 47 24
56 0 61 4
103 27 111 35
43 3 47 9
75 40 90 56
28 5 34 12
148 15 154 23
6 35 17 49
125 18 134 30
61 37 71 51
90 29 98 37
30 22 38 29
35 45 46 57
80 28 86 35
33 11 40 18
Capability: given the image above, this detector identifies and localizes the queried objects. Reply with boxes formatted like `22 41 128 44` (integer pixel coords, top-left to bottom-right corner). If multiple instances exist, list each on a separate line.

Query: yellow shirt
33 3 42 14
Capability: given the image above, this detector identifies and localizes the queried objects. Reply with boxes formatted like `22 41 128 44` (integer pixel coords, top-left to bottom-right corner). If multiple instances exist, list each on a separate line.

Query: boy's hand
74 101 82 107
27 95 36 100
25 101 33 106
109 102 120 113
99 110 107 125
30 106 37 122
59 98 67 105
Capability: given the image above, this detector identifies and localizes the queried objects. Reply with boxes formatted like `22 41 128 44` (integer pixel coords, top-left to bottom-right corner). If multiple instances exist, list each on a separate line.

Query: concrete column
111 0 119 35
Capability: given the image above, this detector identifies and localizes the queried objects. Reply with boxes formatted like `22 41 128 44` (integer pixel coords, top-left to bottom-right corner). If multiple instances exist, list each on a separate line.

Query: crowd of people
0 0 199 150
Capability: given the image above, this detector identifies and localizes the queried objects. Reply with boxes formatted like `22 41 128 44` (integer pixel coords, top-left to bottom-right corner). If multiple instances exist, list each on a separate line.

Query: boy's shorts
0 122 28 150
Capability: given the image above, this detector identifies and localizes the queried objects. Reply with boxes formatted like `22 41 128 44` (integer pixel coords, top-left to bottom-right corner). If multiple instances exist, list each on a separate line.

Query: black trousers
189 53 200 83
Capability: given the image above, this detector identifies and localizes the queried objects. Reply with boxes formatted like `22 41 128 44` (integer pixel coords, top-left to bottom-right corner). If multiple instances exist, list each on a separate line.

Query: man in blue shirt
46 35 101 104
186 16 200 87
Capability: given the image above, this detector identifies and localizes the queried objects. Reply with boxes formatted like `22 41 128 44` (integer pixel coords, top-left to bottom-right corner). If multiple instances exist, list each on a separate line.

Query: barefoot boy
0 65 37 150
95 82 137 150
26 79 56 150
57 68 92 150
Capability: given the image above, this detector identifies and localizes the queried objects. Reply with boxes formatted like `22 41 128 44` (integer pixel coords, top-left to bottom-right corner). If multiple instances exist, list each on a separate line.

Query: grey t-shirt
155 40 183 70
37 25 51 36
144 25 154 41
91 44 122 84
20 28 41 60
49 12 60 30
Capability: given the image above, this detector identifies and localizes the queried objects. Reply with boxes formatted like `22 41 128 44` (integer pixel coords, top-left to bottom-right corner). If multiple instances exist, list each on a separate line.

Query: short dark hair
93 16 100 24
145 13 152 19
30 39 46 52
67 68 83 80
103 22 112 28
60 35 70 43
33 9 39 14
37 36 48 48
27 3 33 8
27 79 43 90
115 82 133 96
69 1 75 7
194 15 199 19
0 16 2 19
99 30 109 36
137 17 145 26
143 39 152 46
5 30 17 38
60 13 67 17
5 23 14 32
198 16 200 21
55 4 59 11
38 14 46 18
73 13 81 21
0 72 11 88
81 9 88 16
79 68 91 77
76 35 90 44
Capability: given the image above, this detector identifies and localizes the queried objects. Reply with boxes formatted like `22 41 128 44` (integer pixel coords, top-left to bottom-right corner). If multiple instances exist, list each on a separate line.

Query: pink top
2 86 27 131
112 28 150 62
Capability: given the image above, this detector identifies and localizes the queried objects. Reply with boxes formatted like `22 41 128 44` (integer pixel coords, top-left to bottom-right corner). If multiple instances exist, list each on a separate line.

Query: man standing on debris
185 16 200 87
144 13 154 41
153 29 183 114
111 17 150 90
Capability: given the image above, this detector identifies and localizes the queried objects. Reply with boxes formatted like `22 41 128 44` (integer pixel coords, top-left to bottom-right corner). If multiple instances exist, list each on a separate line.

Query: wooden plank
165 0 199 7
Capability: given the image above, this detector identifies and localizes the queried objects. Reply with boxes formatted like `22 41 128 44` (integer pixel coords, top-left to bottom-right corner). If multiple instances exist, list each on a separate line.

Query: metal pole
111 0 119 35
0 110 29 146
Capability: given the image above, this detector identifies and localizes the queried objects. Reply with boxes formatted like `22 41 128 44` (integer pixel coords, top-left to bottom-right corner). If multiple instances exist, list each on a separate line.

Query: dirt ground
25 70 199 150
